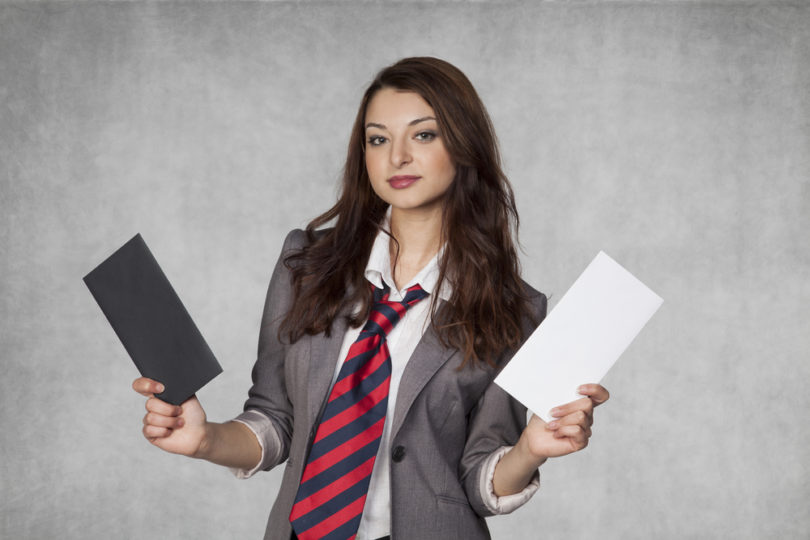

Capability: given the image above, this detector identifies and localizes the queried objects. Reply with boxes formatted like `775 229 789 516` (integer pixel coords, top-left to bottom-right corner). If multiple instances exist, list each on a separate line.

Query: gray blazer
244 229 547 540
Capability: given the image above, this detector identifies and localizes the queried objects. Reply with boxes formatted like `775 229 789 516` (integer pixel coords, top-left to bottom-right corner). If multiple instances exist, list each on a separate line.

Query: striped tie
290 283 429 540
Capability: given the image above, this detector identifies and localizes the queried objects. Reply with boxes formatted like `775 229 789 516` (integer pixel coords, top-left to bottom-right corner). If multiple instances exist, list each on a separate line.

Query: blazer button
391 445 406 463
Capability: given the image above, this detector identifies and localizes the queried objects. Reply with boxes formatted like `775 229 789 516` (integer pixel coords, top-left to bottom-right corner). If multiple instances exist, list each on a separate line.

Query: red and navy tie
290 283 429 540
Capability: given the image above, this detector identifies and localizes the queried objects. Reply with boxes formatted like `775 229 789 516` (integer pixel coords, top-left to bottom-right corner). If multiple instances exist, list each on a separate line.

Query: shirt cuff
479 445 541 515
229 409 282 479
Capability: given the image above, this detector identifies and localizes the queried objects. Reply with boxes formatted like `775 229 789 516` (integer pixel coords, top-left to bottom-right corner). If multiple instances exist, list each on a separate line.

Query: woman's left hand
521 383 610 460
492 383 610 496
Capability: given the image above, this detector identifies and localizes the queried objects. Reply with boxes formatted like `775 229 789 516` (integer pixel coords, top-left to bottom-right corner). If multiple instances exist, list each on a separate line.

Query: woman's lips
388 175 421 189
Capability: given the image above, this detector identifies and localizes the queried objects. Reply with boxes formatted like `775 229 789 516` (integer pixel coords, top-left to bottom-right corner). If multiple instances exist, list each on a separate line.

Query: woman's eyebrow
408 116 437 126
365 116 438 130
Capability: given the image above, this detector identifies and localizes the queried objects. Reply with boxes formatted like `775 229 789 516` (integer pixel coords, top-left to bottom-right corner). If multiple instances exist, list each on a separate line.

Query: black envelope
83 234 222 405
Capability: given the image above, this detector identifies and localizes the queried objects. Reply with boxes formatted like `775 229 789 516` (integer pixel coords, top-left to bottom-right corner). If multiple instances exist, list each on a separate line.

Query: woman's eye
367 135 386 146
415 131 437 142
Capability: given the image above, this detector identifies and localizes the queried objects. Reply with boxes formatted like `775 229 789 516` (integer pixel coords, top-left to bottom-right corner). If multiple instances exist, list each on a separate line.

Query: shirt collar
364 208 452 302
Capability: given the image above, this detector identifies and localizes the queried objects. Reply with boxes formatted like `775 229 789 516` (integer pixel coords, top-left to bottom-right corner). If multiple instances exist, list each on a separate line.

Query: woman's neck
388 206 443 290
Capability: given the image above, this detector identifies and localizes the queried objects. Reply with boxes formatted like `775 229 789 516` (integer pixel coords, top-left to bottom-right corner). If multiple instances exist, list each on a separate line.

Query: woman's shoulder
520 279 548 321
280 227 333 251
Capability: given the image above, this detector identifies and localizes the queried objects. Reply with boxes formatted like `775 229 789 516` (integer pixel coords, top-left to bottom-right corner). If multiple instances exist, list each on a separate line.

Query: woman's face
364 88 456 214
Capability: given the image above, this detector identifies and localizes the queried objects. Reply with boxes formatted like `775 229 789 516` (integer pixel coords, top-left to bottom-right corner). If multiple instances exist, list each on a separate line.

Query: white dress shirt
232 218 539 538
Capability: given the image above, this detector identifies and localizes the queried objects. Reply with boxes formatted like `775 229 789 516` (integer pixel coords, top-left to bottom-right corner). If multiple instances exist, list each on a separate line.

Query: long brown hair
280 57 533 367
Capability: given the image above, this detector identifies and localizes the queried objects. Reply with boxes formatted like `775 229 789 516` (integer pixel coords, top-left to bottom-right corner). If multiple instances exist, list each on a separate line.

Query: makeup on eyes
366 130 439 147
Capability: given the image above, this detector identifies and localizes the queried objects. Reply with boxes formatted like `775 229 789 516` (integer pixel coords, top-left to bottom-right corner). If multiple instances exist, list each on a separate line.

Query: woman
134 57 609 540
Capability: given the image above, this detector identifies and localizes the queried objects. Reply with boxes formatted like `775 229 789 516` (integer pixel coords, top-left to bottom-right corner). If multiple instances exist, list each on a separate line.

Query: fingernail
550 407 561 417
577 385 587 394
547 421 558 429
156 384 165 393
177 418 185 427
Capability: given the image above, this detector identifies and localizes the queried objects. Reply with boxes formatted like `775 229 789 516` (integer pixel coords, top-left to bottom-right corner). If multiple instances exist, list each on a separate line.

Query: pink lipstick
388 175 421 189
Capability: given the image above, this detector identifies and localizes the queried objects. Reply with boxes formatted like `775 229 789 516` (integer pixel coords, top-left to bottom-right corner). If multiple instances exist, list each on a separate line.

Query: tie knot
363 283 429 338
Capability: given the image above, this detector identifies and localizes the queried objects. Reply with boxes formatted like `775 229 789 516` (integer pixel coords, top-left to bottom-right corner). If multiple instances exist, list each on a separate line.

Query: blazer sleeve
458 290 548 517
238 229 307 470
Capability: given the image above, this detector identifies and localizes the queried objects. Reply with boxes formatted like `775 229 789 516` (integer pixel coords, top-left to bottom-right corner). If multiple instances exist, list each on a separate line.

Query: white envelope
494 251 663 422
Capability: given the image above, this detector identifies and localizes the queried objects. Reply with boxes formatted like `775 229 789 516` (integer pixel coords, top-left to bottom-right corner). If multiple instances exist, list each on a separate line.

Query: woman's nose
390 139 412 168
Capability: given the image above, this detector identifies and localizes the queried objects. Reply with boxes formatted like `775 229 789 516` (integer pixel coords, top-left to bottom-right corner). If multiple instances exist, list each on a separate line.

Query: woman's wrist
516 430 549 469
493 435 548 497
192 421 217 460
191 421 262 470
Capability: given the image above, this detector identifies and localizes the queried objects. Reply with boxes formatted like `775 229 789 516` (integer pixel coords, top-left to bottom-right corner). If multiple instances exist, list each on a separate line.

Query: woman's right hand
132 377 209 458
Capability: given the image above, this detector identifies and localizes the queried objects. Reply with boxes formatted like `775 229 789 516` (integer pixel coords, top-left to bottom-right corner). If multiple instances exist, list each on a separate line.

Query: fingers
548 383 610 418
134 380 190 446
547 403 595 447
549 397 594 421
143 424 173 440
143 410 185 429
133 377 165 397
548 409 590 429
577 383 610 406
541 384 609 454
141 396 184 441
551 424 591 446
145 397 183 417
546 413 592 448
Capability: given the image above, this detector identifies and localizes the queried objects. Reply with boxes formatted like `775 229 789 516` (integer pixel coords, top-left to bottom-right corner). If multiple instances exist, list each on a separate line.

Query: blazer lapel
304 301 457 440
390 324 456 441
306 315 350 428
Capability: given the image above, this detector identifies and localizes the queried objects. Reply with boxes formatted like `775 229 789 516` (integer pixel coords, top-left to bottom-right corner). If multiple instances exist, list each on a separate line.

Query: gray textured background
1 1 808 539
